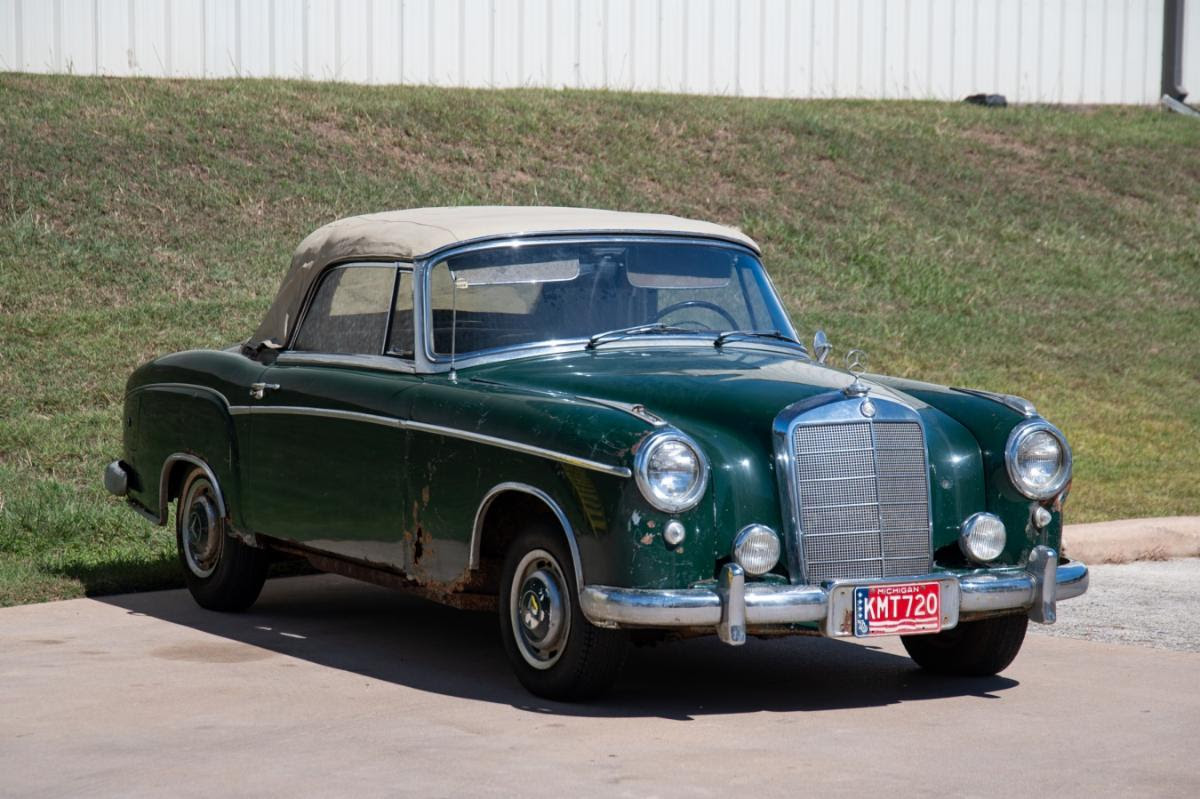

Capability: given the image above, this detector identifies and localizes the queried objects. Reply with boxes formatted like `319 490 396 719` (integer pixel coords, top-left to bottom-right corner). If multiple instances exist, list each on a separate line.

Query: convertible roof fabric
247 206 759 351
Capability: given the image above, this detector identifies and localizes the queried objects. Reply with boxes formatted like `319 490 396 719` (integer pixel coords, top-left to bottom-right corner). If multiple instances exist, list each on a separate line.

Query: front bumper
580 545 1088 645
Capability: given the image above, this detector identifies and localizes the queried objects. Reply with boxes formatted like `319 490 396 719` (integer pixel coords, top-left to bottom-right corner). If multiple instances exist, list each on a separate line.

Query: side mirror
812 330 832 364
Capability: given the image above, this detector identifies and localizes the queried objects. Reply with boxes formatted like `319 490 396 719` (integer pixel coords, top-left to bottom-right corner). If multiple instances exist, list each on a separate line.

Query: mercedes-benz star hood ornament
843 348 871 399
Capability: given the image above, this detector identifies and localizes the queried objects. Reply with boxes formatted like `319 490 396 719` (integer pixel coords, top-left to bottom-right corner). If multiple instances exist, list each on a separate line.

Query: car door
241 262 422 569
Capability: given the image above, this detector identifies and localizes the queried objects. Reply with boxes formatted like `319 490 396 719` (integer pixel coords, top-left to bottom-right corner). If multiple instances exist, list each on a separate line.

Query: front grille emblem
860 399 876 418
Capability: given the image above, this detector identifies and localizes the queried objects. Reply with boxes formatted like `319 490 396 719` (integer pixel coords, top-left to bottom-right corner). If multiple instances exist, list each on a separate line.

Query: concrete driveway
2 572 1196 798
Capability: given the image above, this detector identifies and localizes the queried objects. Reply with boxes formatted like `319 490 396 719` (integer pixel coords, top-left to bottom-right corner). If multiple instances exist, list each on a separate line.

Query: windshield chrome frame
412 234 799 375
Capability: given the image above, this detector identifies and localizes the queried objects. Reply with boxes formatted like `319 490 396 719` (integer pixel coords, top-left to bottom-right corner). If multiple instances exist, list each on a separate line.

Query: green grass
1 73 1197 606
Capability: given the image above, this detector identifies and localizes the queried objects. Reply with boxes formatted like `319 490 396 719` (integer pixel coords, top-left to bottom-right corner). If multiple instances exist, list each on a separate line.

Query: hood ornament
843 349 871 399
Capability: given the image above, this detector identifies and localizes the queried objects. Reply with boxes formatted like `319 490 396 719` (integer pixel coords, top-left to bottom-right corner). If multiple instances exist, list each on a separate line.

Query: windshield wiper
586 323 698 350
713 330 808 353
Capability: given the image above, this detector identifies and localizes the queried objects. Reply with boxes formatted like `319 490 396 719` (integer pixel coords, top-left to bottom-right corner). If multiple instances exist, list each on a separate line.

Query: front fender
408 378 734 589
871 374 1066 564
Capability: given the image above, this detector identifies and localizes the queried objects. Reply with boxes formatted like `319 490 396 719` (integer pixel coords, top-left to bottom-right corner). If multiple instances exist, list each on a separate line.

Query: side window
292 266 395 355
387 271 415 358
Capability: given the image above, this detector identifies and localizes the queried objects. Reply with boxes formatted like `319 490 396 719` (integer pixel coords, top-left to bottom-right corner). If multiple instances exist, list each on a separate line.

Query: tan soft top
248 206 759 351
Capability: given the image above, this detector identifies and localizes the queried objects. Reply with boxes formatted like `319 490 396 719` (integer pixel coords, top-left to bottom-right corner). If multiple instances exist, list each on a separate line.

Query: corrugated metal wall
1186 0 1200 96
0 0 1193 105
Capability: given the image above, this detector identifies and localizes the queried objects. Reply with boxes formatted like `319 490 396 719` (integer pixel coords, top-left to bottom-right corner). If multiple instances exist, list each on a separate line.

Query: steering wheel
652 300 738 330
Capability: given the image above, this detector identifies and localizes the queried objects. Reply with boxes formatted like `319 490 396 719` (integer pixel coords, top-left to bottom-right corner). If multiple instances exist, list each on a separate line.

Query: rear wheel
902 614 1028 676
499 524 629 701
176 467 268 612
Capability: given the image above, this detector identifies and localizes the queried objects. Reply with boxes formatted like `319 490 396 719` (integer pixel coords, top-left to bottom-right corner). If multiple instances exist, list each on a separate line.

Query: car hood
463 345 1031 566
465 345 933 438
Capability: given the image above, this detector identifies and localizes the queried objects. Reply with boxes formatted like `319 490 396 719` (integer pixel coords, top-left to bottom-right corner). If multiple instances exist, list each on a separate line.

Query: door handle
249 382 280 400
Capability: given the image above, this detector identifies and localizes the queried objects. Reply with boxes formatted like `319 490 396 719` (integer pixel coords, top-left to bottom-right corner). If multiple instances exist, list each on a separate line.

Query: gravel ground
1029 558 1200 653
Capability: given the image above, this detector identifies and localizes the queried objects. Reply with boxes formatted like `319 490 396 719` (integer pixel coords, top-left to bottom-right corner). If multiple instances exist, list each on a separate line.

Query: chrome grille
792 419 931 582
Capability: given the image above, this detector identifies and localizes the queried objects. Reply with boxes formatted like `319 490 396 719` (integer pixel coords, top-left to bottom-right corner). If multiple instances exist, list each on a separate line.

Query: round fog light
733 524 780 576
960 512 1006 563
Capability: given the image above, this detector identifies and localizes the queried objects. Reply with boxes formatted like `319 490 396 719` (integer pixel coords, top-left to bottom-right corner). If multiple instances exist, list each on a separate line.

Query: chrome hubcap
510 550 570 670
181 479 222 578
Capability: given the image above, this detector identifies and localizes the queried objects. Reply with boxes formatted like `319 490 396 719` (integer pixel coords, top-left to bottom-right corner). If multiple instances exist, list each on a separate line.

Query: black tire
499 523 629 701
175 467 268 612
902 614 1028 677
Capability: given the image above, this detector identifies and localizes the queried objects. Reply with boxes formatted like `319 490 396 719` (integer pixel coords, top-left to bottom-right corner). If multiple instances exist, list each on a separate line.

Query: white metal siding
0 0 1183 105
1186 0 1200 97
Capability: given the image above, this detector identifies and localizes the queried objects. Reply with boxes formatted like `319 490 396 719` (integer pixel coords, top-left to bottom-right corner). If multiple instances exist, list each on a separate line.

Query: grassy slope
1 74 1197 605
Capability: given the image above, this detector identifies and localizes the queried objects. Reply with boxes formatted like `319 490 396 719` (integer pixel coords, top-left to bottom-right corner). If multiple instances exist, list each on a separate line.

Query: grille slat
792 418 931 583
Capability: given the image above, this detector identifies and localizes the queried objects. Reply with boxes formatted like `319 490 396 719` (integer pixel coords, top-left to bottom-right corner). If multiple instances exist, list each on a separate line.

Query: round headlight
1005 419 1072 500
960 512 1006 563
732 524 781 575
634 431 708 512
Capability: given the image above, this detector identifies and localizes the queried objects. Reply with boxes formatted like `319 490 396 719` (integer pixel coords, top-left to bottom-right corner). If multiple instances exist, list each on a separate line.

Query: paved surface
1030 559 1200 652
2 572 1198 799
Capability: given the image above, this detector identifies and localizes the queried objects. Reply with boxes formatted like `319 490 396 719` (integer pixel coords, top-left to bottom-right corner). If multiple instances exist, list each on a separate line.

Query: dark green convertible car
106 207 1088 700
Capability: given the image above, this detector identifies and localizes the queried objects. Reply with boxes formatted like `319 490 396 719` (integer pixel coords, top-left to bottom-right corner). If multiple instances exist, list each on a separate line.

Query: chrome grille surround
772 394 933 584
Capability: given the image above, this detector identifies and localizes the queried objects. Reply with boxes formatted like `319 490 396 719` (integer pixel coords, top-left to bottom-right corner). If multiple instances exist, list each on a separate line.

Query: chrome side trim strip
404 420 632 478
131 385 631 476
237 405 632 478
229 404 399 428
127 382 233 409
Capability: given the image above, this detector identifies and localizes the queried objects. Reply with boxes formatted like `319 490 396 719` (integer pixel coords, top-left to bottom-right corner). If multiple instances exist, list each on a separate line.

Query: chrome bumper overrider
580 545 1089 646
104 460 129 497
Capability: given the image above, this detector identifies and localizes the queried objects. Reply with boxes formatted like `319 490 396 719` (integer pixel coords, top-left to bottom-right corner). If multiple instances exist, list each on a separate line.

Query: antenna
449 270 458 383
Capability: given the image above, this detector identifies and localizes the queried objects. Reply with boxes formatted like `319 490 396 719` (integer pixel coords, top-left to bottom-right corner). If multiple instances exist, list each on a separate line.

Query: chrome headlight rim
634 430 709 513
959 511 1007 564
1005 418 1072 501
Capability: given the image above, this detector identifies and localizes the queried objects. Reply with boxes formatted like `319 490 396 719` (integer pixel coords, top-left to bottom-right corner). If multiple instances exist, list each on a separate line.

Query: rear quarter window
292 265 396 355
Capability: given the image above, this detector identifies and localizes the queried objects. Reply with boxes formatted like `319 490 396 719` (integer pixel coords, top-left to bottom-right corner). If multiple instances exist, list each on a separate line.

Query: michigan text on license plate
853 581 941 637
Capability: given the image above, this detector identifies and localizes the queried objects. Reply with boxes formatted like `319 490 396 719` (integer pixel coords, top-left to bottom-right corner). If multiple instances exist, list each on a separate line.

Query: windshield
427 240 794 357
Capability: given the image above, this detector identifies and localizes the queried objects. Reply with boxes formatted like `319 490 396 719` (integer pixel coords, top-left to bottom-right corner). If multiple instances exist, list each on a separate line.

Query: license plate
853 581 942 638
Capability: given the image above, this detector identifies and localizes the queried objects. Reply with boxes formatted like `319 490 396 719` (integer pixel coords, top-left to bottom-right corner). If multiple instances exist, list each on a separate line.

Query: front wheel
176 467 268 612
902 614 1028 676
499 524 629 701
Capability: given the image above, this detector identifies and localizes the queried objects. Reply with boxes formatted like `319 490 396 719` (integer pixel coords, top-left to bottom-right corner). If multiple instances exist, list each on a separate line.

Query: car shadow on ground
99 574 1017 721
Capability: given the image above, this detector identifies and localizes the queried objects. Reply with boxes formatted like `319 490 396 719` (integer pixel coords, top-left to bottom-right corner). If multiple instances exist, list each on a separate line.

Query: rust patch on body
840 609 853 635
413 526 428 565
